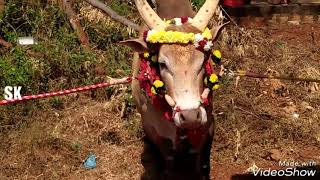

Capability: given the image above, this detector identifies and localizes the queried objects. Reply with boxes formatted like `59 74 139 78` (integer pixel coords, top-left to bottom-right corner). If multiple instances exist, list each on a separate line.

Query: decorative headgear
138 16 224 109
132 0 223 122
143 17 214 52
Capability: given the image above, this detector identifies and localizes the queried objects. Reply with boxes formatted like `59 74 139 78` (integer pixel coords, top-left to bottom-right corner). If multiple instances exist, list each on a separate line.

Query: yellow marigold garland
145 17 214 50
146 29 213 44
202 28 212 39
147 30 195 44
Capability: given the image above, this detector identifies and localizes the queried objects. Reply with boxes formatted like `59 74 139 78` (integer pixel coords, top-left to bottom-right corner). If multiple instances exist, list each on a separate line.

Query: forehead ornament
143 17 214 51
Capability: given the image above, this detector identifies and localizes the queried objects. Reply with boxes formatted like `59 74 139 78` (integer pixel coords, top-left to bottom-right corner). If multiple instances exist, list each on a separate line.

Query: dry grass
211 23 320 168
0 86 144 179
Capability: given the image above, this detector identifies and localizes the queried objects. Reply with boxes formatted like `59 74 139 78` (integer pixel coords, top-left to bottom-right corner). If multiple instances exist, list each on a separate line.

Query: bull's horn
191 0 219 31
135 0 167 30
165 94 176 107
201 88 211 100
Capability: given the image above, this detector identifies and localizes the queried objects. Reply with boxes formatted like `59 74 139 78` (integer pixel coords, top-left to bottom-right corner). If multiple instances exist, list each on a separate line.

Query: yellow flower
153 80 164 88
204 74 219 90
147 30 165 43
202 28 212 39
209 74 218 83
212 84 219 90
212 50 221 59
151 87 157 95
144 52 150 58
151 55 157 63
185 33 195 43
146 30 195 44
151 80 165 95
165 20 172 24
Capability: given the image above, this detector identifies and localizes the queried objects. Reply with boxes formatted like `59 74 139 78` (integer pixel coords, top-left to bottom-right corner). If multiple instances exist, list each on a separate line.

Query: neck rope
135 18 223 123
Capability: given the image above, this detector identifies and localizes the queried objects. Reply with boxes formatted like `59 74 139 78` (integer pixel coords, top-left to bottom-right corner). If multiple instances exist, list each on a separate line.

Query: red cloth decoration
201 98 209 106
187 129 206 147
176 128 206 148
204 60 213 75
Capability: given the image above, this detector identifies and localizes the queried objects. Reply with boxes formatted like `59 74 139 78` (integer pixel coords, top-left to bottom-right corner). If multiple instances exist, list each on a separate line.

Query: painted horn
165 94 176 107
191 0 219 31
201 88 211 100
135 0 167 30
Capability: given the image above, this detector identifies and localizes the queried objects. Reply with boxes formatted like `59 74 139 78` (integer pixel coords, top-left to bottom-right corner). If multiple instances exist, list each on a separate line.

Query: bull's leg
141 137 164 180
164 140 203 180
159 139 175 180
200 135 213 180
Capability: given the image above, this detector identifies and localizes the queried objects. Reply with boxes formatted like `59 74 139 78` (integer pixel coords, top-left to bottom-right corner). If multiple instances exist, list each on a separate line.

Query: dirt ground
209 20 320 179
1 22 320 179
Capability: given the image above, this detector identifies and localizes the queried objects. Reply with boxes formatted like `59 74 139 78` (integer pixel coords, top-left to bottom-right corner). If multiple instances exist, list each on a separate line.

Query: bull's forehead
159 44 203 65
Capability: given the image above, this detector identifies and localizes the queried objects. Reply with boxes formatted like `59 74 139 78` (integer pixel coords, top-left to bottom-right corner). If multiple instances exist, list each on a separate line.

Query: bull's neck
155 0 195 19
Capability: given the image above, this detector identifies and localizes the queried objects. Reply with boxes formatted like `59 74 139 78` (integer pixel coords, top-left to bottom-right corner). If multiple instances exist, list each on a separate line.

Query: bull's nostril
180 113 186 121
197 111 200 120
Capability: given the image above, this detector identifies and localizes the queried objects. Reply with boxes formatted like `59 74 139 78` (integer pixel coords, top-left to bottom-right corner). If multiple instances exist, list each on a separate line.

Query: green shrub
191 0 206 8
0 0 135 122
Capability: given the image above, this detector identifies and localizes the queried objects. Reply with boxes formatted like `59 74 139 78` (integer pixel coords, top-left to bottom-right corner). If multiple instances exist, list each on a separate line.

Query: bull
120 0 227 179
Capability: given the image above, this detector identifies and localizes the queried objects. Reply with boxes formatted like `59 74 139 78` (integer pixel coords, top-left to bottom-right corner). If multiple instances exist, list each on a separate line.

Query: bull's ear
119 39 148 53
211 22 230 41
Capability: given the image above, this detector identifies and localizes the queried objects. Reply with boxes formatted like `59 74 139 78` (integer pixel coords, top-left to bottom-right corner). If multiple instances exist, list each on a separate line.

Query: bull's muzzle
174 106 207 129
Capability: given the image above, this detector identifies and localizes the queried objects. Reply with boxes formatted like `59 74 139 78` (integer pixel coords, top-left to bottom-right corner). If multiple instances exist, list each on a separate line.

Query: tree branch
0 0 5 14
62 0 90 49
85 0 140 31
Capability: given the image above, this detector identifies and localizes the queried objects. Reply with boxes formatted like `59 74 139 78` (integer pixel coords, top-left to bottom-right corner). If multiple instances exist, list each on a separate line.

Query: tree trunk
62 0 90 49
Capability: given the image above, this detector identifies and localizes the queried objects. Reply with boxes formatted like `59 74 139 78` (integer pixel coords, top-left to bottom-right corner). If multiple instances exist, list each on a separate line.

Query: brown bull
120 0 227 179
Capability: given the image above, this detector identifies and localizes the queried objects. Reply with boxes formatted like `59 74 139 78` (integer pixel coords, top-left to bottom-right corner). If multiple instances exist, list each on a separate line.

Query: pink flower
180 16 189 24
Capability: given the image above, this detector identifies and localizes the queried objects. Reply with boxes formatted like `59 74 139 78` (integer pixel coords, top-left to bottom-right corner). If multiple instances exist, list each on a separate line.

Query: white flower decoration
174 18 182 26
204 41 213 51
194 34 204 43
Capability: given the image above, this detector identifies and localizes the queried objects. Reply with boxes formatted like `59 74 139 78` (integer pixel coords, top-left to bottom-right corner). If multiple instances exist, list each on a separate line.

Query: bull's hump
156 0 195 19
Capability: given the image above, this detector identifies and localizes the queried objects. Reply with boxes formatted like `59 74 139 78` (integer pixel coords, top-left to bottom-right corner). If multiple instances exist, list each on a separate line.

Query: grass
0 0 136 122
0 2 144 175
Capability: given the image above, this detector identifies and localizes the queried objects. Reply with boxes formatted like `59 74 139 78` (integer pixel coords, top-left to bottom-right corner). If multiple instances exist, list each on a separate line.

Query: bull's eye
158 56 171 73
159 62 167 69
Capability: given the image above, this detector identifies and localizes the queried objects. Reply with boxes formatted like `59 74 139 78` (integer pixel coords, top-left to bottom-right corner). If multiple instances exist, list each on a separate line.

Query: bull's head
122 0 226 129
